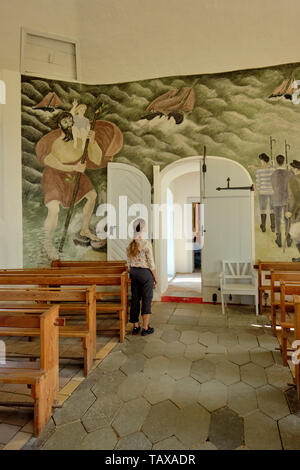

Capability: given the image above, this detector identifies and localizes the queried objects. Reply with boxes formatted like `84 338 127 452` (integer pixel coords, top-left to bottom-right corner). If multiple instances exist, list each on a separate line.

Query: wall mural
21 63 300 267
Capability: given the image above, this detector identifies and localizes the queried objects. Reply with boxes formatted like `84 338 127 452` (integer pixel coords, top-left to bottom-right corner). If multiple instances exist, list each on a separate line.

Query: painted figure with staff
36 105 123 259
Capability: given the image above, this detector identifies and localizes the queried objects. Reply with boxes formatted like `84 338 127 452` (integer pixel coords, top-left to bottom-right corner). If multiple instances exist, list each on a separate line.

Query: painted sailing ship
269 76 297 100
141 86 195 124
33 92 63 112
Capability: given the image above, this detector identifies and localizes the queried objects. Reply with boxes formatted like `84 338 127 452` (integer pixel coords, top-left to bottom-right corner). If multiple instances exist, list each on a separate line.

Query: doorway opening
193 202 201 273
162 172 202 303
153 155 254 303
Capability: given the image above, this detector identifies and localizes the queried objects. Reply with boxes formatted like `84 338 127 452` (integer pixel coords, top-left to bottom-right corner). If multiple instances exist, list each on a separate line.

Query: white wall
1 0 300 84
0 70 23 268
0 0 299 269
170 171 200 273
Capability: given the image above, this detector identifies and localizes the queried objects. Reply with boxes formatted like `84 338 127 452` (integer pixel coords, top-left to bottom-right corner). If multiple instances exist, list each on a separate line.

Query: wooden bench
0 272 128 342
0 265 130 300
277 281 300 366
0 286 96 376
270 271 300 334
293 296 300 401
51 260 127 268
255 261 300 314
0 305 60 436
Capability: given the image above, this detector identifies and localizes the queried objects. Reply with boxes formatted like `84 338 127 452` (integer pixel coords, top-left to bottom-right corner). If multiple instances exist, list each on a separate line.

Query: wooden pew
270 271 300 334
51 260 127 268
0 265 130 301
0 272 128 342
270 272 298 332
255 261 300 314
293 295 300 401
0 286 96 376
0 305 60 436
278 281 300 366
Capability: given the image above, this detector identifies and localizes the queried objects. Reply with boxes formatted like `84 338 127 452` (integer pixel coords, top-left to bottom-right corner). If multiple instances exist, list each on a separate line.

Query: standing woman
127 218 158 336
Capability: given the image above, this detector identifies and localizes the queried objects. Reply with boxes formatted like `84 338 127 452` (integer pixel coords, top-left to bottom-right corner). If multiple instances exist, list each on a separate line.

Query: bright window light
0 80 6 104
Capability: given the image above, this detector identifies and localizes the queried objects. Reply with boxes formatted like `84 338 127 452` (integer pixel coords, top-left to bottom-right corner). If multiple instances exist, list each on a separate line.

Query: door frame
153 156 255 300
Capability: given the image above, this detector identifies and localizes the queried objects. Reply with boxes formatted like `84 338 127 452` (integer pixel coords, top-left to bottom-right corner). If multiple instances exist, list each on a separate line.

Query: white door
106 162 152 260
202 195 252 286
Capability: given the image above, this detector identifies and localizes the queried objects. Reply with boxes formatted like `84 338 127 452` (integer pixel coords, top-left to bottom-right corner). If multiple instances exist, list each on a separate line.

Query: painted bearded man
36 111 123 259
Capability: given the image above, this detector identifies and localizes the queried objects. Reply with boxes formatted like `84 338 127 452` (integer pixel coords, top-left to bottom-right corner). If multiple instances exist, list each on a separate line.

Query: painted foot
44 242 59 260
80 229 99 241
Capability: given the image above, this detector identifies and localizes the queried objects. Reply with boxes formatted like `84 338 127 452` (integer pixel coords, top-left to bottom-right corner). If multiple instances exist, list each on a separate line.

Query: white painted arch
153 155 255 299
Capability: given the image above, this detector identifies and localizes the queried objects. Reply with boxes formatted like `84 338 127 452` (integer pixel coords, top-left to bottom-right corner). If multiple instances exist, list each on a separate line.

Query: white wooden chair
219 260 258 315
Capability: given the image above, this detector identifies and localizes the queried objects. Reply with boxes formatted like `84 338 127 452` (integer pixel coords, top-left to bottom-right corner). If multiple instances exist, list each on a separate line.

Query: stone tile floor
0 333 115 450
9 302 300 450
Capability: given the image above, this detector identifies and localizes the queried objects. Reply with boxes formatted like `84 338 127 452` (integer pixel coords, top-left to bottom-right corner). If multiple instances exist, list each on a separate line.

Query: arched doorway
153 156 255 302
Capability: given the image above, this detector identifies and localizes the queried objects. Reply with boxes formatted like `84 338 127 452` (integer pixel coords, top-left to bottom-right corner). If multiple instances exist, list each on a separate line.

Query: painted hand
285 211 292 219
73 162 86 173
88 130 95 143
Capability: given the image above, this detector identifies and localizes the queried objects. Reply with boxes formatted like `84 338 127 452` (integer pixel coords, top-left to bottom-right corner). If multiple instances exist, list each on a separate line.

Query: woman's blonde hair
126 218 146 258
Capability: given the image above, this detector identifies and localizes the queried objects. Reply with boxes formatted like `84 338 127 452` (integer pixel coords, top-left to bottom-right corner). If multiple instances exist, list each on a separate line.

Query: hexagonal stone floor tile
173 308 200 318
256 385 290 420
160 329 181 343
164 341 186 358
92 370 126 398
209 407 244 450
167 357 192 380
240 362 267 388
250 348 274 368
143 339 166 358
191 441 218 450
98 351 127 372
143 374 176 405
172 377 201 408
184 343 207 361
215 360 240 385
238 333 258 349
244 410 282 450
285 387 300 417
122 338 146 356
144 356 170 378
180 330 199 345
175 403 210 447
272 349 284 366
112 397 150 437
53 386 96 427
117 373 150 402
227 346 250 366
218 332 238 348
205 343 227 354
258 334 279 351
198 380 228 412
265 364 293 390
82 394 123 432
42 421 87 450
153 436 185 450
115 432 152 450
120 353 146 375
228 382 258 416
278 414 300 450
142 400 180 443
78 425 117 450
198 332 218 347
168 315 198 326
191 359 216 383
